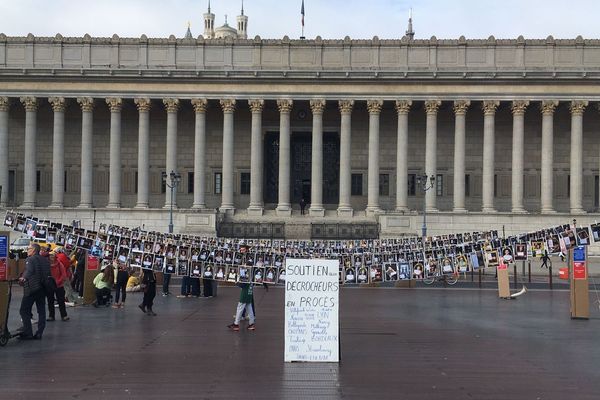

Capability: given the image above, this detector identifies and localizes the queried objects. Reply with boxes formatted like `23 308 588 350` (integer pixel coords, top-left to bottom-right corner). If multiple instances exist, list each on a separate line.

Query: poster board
570 246 589 319
83 254 99 305
284 258 339 363
0 234 7 281
497 261 510 299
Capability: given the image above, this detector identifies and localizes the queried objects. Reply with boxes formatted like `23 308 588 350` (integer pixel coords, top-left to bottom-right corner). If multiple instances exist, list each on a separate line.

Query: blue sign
573 246 586 262
0 235 7 258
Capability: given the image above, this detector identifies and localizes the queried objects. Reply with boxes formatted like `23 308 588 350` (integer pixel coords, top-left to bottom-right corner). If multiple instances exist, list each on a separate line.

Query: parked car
10 237 30 252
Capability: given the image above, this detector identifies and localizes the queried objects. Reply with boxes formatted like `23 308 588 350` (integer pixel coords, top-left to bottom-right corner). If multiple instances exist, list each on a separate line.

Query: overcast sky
0 0 597 40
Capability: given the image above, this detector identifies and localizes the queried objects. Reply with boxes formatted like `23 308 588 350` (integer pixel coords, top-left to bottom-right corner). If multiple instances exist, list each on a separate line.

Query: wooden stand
497 266 511 299
570 247 589 319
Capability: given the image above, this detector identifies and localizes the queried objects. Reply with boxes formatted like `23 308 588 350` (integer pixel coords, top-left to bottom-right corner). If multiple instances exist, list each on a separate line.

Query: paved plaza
2 282 599 400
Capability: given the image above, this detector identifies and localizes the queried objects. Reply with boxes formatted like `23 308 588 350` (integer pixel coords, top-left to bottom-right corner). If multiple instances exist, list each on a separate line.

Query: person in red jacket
46 251 69 321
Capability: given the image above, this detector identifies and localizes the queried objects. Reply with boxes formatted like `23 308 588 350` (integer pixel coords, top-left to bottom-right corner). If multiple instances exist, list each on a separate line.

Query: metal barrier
216 222 285 239
311 223 380 240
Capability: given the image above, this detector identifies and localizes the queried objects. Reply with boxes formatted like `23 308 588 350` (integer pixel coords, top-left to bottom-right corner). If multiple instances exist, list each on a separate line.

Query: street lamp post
162 170 181 234
417 174 436 240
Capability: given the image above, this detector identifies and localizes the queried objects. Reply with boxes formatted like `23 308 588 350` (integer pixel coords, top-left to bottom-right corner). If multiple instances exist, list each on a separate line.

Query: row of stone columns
0 96 591 215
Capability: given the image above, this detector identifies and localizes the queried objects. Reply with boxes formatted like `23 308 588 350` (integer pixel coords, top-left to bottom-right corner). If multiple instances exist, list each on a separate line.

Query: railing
216 222 285 239
311 223 380 240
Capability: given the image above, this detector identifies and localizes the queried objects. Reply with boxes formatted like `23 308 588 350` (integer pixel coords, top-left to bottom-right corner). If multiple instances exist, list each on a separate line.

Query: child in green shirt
228 283 255 331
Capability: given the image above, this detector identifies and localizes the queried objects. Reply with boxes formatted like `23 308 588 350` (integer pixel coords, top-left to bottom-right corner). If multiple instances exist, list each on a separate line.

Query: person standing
139 268 157 316
162 269 171 296
299 198 307 215
46 251 69 321
113 261 129 308
18 243 50 340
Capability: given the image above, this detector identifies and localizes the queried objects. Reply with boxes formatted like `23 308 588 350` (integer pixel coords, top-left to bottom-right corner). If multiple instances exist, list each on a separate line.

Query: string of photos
4 211 595 286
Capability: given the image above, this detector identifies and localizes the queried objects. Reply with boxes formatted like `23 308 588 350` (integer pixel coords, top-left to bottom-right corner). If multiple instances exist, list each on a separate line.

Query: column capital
163 98 180 113
338 99 354 114
77 97 94 112
0 97 10 112
309 99 326 114
20 96 37 112
569 100 588 116
511 100 529 115
220 99 236 112
452 100 470 115
482 100 500 115
541 100 559 115
134 98 152 112
424 100 441 115
277 99 293 113
106 97 122 112
366 99 383 114
395 100 412 115
248 99 264 113
48 97 66 112
191 98 208 113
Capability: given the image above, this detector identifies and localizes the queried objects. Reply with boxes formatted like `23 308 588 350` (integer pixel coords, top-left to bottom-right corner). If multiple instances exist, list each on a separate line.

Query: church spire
237 0 248 39
241 0 244 16
204 0 215 38
405 8 415 41
208 0 211 13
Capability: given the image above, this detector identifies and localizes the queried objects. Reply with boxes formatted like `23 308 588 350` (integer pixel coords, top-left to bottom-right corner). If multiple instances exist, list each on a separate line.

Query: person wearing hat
92 262 114 307
46 251 69 321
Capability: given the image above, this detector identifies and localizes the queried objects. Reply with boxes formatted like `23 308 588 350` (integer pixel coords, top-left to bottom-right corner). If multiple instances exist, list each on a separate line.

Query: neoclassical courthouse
1 6 600 237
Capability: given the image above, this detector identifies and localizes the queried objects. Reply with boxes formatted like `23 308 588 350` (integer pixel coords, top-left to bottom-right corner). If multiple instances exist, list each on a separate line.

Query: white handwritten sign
284 258 339 363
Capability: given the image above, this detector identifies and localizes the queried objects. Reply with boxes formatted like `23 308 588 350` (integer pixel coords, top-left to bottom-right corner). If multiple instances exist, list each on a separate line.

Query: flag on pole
301 0 305 27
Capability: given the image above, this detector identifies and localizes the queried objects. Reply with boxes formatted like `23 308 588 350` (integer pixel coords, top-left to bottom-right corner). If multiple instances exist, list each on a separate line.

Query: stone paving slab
1 284 599 400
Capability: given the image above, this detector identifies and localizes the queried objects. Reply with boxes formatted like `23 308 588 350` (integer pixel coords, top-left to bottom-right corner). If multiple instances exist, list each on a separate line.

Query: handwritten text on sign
284 258 339 363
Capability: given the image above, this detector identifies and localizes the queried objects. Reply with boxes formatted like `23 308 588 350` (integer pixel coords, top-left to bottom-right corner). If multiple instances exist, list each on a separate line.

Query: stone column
248 99 264 216
481 100 499 213
220 99 236 214
337 100 354 217
134 98 151 208
395 100 411 212
20 97 37 208
540 101 558 213
366 100 383 215
511 100 529 213
49 97 66 208
570 100 587 214
0 97 10 207
424 100 441 212
452 100 470 213
276 99 293 216
309 99 326 216
106 97 122 208
191 98 208 209
77 97 94 208
163 98 179 208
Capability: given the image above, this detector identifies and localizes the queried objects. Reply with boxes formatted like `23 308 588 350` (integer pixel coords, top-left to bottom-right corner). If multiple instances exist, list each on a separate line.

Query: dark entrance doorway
264 132 339 206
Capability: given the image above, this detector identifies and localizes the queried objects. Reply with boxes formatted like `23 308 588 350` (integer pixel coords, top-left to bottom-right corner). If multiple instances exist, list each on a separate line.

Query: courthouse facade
1 30 600 236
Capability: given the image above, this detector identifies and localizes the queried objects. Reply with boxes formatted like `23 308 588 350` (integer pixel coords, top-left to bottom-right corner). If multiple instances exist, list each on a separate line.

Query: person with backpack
18 243 50 340
46 251 69 321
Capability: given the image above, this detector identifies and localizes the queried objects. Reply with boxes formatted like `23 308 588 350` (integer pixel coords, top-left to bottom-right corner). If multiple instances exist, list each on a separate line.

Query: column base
219 206 236 216
540 208 557 214
511 208 528 214
337 207 354 217
309 206 325 217
452 208 468 213
134 203 149 209
77 203 92 209
365 206 382 217
191 204 207 210
425 207 439 213
163 204 178 210
20 203 35 208
276 204 292 216
247 206 264 216
481 207 497 213
394 206 409 213
48 203 64 209
570 208 586 214
106 203 121 209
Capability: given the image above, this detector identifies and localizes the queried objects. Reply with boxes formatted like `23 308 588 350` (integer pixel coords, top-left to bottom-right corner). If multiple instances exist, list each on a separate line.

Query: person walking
113 261 129 308
227 282 255 332
541 249 550 269
18 243 50 340
46 251 69 321
139 268 157 316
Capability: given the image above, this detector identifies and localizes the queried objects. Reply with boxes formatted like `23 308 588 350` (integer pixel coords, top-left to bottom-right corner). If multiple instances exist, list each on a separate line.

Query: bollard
513 263 518 289
471 267 474 282
549 264 553 290
521 260 525 277
478 269 482 288
528 260 531 283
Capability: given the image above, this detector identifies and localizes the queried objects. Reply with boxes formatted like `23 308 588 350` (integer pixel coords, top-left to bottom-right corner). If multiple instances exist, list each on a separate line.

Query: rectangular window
379 174 389 196
240 172 251 195
214 172 222 195
351 173 363 196
595 175 599 209
408 174 416 196
465 174 470 197
567 175 570 197
188 172 194 194
135 171 138 194
64 170 68 192
161 171 166 194
36 170 41 192
493 174 498 197
436 174 443 197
